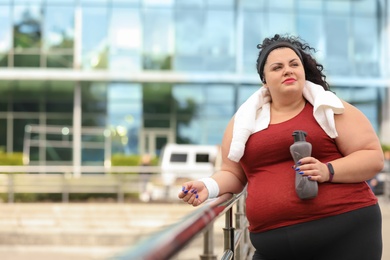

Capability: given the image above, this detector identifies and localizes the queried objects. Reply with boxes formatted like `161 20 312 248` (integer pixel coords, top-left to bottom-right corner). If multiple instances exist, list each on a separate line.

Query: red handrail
113 192 245 260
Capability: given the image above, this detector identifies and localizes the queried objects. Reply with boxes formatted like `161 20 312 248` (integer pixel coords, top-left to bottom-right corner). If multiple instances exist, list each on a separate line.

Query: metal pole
235 198 244 259
73 3 82 178
200 226 217 260
7 174 14 203
73 82 82 178
117 174 124 203
223 207 235 255
62 173 69 203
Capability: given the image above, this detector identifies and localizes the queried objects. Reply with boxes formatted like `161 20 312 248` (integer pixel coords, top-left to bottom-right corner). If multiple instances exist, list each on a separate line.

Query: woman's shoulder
336 99 367 120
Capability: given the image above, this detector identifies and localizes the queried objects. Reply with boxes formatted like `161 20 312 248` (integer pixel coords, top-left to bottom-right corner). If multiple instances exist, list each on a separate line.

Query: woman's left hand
294 157 330 183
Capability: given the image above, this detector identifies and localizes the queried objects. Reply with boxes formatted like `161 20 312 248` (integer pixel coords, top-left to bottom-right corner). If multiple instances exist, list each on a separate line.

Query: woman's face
262 47 305 98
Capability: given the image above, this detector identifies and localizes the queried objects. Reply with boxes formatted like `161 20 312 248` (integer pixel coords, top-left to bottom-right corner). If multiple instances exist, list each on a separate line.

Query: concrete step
0 202 197 246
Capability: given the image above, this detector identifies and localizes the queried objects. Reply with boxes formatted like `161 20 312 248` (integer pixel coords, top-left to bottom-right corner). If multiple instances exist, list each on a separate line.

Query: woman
178 34 384 260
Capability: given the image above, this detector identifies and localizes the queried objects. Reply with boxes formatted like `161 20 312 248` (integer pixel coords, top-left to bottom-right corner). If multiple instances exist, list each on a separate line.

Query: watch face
327 163 335 175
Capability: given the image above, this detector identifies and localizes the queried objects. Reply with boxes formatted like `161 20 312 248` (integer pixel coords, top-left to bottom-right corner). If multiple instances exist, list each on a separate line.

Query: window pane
269 0 293 9
175 0 203 8
13 4 42 49
0 7 12 52
240 0 266 9
206 85 234 103
195 153 210 163
325 1 351 14
353 16 379 77
143 8 173 70
46 101 74 113
267 11 295 36
82 82 107 113
297 0 322 11
13 101 40 112
108 83 142 154
238 85 259 106
81 6 108 69
353 0 375 15
242 11 265 74
325 16 350 76
14 54 40 67
81 0 109 5
173 84 204 105
144 0 173 7
204 118 229 144
0 119 7 150
45 0 76 5
206 0 234 7
203 10 235 71
0 54 8 67
108 7 141 71
44 6 74 50
46 54 73 68
297 14 324 61
14 0 43 3
174 9 204 71
112 0 139 5
170 153 187 162
14 118 39 152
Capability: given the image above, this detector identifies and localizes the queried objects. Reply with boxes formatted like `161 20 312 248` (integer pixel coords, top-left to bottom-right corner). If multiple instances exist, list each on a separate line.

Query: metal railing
112 188 253 260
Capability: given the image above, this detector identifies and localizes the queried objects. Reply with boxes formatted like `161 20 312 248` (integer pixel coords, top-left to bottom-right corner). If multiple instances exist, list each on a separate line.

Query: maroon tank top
240 102 377 233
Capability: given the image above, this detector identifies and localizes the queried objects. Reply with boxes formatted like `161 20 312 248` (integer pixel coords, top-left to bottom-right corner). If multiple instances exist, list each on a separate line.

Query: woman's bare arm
178 117 247 206
329 100 384 182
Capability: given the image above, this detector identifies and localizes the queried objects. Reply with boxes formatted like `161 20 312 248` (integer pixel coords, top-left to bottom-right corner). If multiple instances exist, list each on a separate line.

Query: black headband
257 42 303 83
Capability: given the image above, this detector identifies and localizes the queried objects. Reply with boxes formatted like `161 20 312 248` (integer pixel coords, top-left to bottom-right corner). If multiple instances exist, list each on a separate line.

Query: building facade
0 0 389 166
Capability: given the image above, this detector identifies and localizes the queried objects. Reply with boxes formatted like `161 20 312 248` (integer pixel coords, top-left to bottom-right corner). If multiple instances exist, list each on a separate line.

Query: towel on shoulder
228 80 345 162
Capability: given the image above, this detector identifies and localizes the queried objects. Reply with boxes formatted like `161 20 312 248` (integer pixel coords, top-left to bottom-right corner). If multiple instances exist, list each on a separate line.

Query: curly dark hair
256 34 330 91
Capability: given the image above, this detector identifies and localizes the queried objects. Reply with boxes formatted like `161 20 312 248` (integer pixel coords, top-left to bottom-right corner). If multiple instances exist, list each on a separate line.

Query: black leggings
250 204 382 260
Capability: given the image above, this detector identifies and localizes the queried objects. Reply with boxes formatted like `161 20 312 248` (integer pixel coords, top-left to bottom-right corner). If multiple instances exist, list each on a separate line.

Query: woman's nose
284 68 293 76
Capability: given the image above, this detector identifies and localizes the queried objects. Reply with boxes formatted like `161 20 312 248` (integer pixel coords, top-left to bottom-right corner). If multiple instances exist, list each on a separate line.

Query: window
108 7 141 71
44 5 74 68
143 8 173 70
81 6 109 69
196 153 210 163
170 153 187 162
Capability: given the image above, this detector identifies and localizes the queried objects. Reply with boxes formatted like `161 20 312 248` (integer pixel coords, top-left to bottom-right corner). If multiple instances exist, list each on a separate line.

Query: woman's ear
261 76 266 85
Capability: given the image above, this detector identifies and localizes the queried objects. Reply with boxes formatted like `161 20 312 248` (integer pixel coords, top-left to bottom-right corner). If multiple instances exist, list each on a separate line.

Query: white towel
228 80 345 162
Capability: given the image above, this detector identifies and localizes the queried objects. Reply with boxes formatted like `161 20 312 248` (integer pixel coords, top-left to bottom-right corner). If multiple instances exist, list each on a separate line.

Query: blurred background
0 0 390 259
0 0 389 163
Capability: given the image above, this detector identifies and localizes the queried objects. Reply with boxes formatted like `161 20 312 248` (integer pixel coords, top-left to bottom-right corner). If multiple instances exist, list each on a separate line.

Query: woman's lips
283 78 296 84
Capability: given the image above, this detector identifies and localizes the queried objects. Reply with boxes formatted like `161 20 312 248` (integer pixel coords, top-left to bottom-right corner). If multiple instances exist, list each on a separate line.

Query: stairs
0 202 196 247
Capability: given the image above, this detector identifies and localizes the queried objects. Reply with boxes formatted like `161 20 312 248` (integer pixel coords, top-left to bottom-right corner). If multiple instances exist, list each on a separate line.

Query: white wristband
199 177 219 199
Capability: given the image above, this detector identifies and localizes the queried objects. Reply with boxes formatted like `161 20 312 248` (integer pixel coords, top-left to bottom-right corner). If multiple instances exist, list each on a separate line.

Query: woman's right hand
178 180 208 207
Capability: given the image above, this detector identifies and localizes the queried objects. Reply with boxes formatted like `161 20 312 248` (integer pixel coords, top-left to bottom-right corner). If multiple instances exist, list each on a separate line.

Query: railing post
234 198 245 260
117 174 124 203
235 195 247 260
62 173 69 203
223 207 235 257
200 226 217 260
7 174 14 203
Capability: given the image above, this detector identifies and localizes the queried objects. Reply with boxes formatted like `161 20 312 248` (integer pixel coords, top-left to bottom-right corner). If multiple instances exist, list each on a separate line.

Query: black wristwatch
326 162 335 182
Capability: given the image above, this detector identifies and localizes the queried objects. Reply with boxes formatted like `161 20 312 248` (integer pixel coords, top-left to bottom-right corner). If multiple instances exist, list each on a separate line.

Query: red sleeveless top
240 102 377 233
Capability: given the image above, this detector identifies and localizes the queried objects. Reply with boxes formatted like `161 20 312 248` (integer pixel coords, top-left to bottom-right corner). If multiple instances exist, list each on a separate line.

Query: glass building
0 0 389 167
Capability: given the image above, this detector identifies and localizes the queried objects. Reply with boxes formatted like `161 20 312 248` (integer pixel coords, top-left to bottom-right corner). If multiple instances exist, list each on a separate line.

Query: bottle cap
292 130 307 142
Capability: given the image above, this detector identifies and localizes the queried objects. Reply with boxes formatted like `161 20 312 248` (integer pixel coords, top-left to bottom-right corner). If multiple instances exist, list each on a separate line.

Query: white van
159 144 220 186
